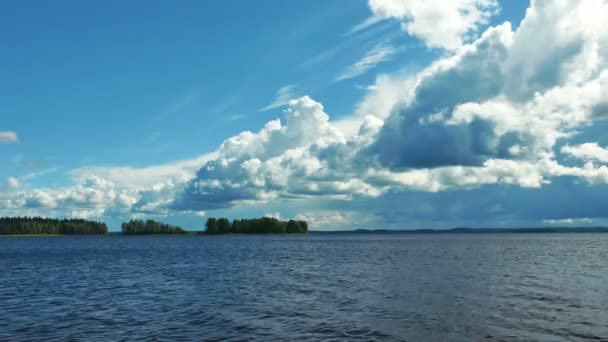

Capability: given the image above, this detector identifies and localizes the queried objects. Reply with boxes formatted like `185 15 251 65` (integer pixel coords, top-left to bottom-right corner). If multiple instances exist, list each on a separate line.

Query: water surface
1 234 607 341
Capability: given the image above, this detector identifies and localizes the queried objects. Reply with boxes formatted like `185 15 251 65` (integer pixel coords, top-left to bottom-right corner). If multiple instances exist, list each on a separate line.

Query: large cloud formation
173 97 385 211
176 0 608 211
2 0 608 227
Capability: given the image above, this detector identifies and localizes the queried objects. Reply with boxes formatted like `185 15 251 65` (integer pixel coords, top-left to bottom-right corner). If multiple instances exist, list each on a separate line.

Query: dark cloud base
323 177 608 228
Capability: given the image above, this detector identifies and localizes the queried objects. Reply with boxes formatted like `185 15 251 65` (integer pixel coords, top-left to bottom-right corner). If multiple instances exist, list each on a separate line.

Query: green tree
202 217 307 235
121 219 187 235
217 218 231 234
205 217 219 234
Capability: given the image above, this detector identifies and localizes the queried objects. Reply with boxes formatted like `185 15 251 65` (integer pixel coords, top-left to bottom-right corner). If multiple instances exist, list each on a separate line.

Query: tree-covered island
0 217 108 235
204 216 308 235
121 219 188 235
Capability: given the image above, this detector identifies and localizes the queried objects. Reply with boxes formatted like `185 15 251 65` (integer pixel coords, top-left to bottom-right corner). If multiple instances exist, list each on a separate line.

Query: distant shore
4 227 608 236
310 227 608 234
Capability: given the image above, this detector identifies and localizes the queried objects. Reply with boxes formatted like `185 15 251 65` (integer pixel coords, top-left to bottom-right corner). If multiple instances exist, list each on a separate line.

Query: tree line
0 216 307 236
204 217 308 234
0 217 108 235
121 219 188 235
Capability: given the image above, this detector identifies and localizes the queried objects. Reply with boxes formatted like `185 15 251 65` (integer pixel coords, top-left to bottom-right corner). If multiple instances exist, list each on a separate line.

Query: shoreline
3 227 608 237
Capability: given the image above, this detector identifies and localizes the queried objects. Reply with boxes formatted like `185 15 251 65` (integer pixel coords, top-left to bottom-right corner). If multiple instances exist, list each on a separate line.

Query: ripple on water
0 234 607 341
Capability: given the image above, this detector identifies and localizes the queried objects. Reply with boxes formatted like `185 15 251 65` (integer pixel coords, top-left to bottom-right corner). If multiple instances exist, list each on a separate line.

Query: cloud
357 0 499 51
20 168 58 181
260 85 298 111
169 0 608 216
321 177 608 229
175 96 365 211
0 153 218 219
366 0 608 171
543 218 593 226
356 73 417 120
4 1 608 227
0 131 18 143
264 212 281 219
69 153 217 188
345 15 385 36
7 177 20 189
562 143 608 163
295 211 354 229
2 177 20 191
336 43 397 81
0 175 148 219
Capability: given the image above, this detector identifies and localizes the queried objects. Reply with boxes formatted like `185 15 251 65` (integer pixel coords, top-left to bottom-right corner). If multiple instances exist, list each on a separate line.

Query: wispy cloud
20 168 58 181
344 15 383 36
150 90 202 126
162 91 201 117
336 43 397 81
0 131 18 143
260 85 297 112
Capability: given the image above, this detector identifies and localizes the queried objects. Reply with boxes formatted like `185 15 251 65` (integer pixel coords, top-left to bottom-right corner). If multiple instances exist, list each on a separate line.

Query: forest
204 217 308 234
121 219 188 235
0 217 108 235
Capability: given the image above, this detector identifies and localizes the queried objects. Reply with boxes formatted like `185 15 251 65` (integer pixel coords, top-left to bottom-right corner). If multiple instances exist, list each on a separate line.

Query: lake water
1 234 607 341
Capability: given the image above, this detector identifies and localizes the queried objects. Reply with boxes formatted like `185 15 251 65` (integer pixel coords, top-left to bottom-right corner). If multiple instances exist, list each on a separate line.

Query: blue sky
2 0 608 230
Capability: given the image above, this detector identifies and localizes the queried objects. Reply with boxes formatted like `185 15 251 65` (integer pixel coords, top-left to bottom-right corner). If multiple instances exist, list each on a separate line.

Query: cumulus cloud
367 0 608 172
0 175 154 219
356 73 418 120
4 1 608 226
170 0 608 215
295 211 353 228
0 131 18 143
175 96 373 210
0 153 217 219
360 0 499 50
336 43 397 81
562 143 608 163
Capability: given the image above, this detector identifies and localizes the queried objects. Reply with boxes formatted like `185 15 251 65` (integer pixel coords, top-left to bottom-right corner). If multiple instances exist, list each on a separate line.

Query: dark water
1 234 607 341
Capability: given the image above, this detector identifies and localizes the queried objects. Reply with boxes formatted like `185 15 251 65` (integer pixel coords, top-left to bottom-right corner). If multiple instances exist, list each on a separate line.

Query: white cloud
336 43 397 81
0 153 218 219
4 177 20 190
177 96 363 210
260 85 298 111
20 168 58 181
4 1 608 224
367 0 608 172
355 74 418 121
543 218 593 225
175 0 608 212
0 131 18 143
7 177 20 188
69 153 217 188
295 211 354 228
562 143 608 163
1 169 57 192
0 175 139 218
264 212 281 219
345 15 385 36
361 0 499 50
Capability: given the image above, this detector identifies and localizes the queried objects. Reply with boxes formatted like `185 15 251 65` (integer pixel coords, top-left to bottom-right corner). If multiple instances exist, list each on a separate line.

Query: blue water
1 234 607 341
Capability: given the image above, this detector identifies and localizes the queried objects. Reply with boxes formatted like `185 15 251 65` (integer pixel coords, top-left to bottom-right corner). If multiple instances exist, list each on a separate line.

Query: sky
2 0 608 231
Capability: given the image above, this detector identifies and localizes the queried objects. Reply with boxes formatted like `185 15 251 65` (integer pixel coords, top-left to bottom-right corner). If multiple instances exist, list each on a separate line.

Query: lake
1 234 607 341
